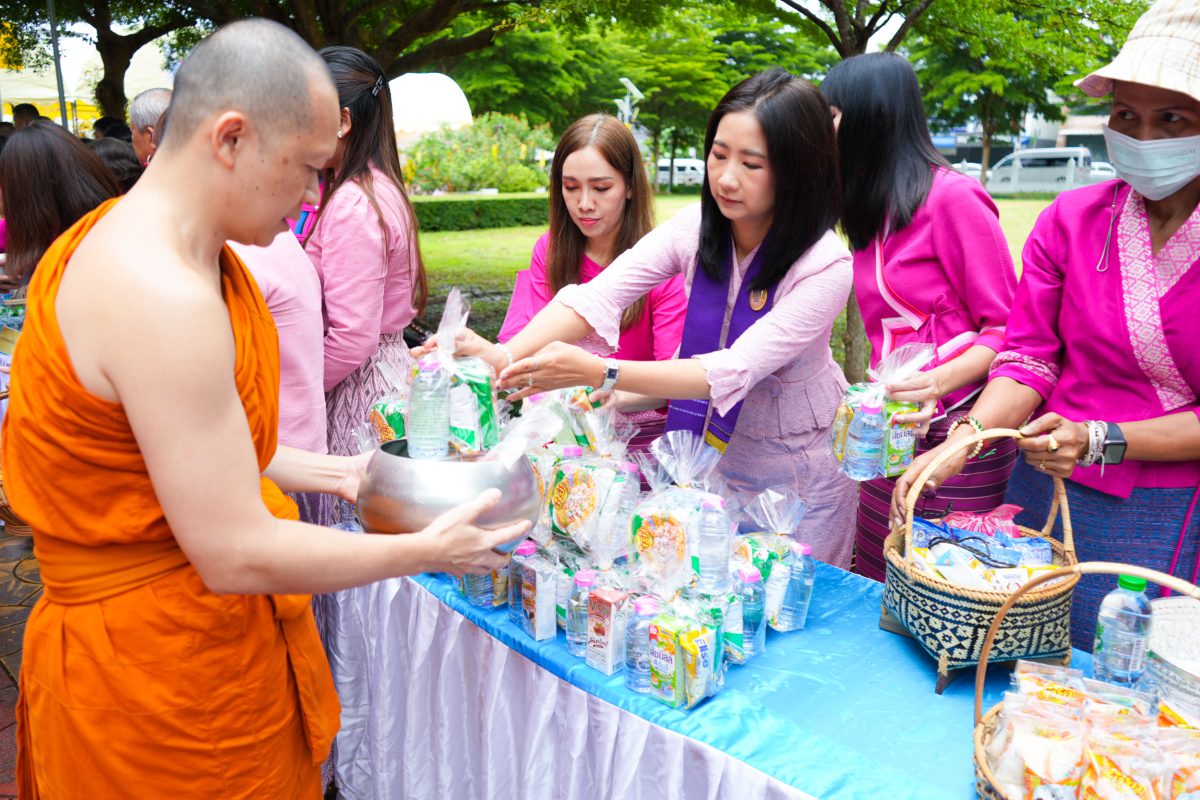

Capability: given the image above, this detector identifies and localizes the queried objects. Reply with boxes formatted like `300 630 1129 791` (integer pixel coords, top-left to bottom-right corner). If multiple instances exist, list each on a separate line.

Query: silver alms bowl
356 440 539 553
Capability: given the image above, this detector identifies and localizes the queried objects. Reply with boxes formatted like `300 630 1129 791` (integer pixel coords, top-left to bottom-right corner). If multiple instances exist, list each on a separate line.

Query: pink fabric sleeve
498 234 552 343
308 186 389 391
647 274 687 361
987 200 1066 399
930 174 1016 352
696 243 853 416
556 205 697 350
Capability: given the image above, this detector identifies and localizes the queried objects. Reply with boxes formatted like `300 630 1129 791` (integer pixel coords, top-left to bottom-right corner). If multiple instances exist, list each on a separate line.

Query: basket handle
903 427 1074 559
973 561 1200 723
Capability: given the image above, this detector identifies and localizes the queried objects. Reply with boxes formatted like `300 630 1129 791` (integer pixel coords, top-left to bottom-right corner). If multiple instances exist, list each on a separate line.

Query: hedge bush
412 195 549 232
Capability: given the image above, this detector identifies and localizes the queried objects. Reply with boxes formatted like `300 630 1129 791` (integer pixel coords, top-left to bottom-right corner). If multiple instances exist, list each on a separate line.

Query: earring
337 131 344 139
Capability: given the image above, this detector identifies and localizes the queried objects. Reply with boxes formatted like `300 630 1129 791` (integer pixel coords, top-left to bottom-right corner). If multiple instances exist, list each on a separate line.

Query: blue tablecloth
411 564 1091 799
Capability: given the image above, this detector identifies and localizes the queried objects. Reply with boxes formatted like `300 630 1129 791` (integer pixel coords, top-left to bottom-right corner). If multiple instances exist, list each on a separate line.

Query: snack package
1160 727 1200 798
680 625 718 710
648 614 688 708
1158 688 1200 730
367 351 415 445
519 557 558 641
1080 717 1164 800
450 356 500 454
1012 661 1087 706
719 591 746 665
586 587 630 675
630 432 722 596
991 693 1086 800
881 398 921 477
944 504 1024 539
1080 679 1155 721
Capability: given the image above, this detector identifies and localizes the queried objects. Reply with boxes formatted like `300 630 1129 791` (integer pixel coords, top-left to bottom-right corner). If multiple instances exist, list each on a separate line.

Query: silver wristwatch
599 358 620 393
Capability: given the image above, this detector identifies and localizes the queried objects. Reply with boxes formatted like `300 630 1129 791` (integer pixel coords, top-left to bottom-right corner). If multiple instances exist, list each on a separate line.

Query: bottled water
842 398 886 481
1093 574 1153 686
624 596 661 693
407 356 450 459
738 567 766 659
507 540 537 628
566 570 597 658
697 496 732 592
775 543 816 632
463 573 493 608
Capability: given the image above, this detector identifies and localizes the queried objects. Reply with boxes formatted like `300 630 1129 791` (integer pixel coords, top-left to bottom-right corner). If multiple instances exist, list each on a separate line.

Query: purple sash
665 244 776 452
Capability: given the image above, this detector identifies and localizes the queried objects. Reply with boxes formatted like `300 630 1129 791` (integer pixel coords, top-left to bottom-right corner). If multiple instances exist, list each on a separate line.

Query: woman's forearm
504 301 595 360
963 377 1044 430
615 358 711 400
929 345 1002 398
1121 412 1200 462
265 446 357 495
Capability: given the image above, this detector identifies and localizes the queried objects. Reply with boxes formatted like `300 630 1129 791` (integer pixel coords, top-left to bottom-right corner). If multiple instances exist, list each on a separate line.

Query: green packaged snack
449 356 499 454
369 397 406 444
648 614 688 708
880 399 920 477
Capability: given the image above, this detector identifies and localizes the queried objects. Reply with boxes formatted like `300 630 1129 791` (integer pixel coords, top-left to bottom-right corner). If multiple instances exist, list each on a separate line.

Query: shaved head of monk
157 18 339 247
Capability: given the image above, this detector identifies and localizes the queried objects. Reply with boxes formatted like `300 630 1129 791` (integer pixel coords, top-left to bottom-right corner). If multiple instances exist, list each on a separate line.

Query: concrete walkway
0 524 38 798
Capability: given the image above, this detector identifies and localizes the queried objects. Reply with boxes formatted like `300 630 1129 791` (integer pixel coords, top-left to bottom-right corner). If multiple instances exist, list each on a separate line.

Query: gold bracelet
945 415 985 459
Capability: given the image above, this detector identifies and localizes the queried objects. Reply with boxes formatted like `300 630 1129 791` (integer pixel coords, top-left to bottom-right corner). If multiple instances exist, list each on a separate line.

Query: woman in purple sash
820 53 1018 582
462 69 859 566
893 0 1200 648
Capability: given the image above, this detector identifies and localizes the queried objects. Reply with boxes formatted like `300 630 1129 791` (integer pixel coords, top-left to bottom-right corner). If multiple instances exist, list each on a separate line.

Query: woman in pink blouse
306 46 427 461
440 70 859 566
499 114 687 451
821 53 1018 582
894 0 1200 648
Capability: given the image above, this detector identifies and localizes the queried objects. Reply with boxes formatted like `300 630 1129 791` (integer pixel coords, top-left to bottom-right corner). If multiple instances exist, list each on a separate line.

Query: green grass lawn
420 195 1050 343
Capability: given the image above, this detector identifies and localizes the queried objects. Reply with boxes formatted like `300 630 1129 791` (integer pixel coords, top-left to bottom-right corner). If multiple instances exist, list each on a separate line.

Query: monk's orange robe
1 199 340 798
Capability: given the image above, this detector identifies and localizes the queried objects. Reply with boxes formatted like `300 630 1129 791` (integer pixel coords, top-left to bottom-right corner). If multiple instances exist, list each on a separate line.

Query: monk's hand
889 435 971 529
1018 413 1086 480
499 342 604 402
885 372 942 435
419 489 530 576
335 451 373 504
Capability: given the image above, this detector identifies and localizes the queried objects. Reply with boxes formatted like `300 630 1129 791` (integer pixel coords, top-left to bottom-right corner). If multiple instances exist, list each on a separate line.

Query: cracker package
990 693 1085 800
450 356 500 454
1160 728 1200 799
1080 718 1164 800
367 352 414 445
630 432 722 596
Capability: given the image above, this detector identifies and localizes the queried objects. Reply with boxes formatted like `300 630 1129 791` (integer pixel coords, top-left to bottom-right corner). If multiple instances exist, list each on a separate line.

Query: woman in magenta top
306 46 427 463
499 114 687 451
895 0 1200 648
822 53 1018 582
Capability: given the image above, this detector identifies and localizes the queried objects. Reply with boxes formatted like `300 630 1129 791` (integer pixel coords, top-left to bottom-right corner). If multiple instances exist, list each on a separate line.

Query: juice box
681 626 717 709
648 614 687 708
520 560 557 641
586 588 629 675
880 399 920 477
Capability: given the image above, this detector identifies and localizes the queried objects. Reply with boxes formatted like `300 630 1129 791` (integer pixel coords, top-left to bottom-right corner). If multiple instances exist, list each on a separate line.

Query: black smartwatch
1101 422 1127 466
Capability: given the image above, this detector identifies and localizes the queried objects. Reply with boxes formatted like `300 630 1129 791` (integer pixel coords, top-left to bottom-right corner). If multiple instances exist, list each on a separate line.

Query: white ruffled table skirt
323 576 812 800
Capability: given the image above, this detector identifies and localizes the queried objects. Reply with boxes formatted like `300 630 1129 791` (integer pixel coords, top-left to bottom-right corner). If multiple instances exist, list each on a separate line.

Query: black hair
93 116 124 137
698 68 841 292
88 137 143 192
820 52 950 251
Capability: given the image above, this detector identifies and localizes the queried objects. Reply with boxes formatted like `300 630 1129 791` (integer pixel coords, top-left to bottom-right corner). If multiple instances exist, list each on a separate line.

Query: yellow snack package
1080 719 1163 800
991 693 1085 800
1012 660 1087 708
680 625 717 710
1160 728 1200 799
1158 690 1200 730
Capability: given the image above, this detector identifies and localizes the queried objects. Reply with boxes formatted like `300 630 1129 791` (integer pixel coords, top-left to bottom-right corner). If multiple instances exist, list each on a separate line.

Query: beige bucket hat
1076 0 1200 102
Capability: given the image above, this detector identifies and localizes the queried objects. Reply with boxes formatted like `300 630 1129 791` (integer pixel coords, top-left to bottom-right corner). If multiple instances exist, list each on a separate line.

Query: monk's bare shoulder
56 200 236 404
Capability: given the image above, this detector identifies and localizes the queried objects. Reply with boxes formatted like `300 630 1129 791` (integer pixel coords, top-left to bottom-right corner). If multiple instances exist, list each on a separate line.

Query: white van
656 158 705 187
988 147 1092 192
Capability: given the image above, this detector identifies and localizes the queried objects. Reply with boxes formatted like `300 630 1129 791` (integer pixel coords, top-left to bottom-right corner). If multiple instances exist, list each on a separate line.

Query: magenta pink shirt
990 180 1200 497
853 168 1015 412
305 166 419 391
231 233 328 455
498 232 687 360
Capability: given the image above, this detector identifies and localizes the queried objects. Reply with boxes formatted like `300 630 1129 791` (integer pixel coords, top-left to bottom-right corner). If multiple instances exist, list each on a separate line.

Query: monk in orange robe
0 20 520 798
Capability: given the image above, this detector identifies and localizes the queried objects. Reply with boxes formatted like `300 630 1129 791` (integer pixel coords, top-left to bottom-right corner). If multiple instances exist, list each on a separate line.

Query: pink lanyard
1161 481 1200 596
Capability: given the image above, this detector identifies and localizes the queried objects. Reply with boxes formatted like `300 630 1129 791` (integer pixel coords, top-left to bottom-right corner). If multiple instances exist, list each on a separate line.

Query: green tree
407 111 555 193
745 0 940 58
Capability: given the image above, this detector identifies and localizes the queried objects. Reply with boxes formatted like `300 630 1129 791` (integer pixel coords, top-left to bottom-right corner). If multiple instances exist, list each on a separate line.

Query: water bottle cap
633 596 660 614
574 569 597 588
737 567 761 583
860 398 883 414
795 542 812 556
514 540 537 556
1117 574 1147 592
562 446 585 457
701 496 726 511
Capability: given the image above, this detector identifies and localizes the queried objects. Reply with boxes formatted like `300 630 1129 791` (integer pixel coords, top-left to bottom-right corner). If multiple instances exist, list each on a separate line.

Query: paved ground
0 525 38 798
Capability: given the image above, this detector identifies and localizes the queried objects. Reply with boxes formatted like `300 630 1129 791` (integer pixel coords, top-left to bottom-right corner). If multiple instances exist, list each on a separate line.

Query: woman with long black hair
821 53 1018 581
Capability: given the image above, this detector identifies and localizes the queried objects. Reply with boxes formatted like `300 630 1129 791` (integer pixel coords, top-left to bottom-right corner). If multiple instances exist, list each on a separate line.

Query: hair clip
371 75 385 97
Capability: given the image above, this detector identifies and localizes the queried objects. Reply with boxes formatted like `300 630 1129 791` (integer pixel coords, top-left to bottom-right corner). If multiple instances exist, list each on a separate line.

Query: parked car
656 157 705 187
988 147 1092 192
951 161 985 181
1089 161 1118 181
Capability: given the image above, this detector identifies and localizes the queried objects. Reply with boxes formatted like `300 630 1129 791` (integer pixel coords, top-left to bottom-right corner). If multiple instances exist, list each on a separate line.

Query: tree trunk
980 132 992 189
668 129 677 192
842 291 869 383
94 38 135 119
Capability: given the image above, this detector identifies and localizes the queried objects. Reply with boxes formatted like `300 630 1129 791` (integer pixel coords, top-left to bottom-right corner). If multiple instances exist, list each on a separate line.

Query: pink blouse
556 204 853 417
231 233 328 455
305 166 419 391
853 168 1015 412
498 232 687 361
990 180 1200 497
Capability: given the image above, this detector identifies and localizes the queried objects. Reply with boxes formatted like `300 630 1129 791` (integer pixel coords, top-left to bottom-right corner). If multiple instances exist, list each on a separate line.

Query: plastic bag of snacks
1160 727 1200 798
739 486 807 629
830 342 934 477
990 692 1086 799
629 431 722 597
1080 716 1164 800
367 355 414 445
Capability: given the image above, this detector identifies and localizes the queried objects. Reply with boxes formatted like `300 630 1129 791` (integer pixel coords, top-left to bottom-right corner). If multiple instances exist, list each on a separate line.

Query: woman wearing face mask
434 69 859 566
893 0 1200 649
499 114 687 451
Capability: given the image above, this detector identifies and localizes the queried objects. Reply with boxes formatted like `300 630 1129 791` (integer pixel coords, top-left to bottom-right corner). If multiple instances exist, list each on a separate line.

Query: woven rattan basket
881 428 1079 692
0 389 31 537
972 562 1200 799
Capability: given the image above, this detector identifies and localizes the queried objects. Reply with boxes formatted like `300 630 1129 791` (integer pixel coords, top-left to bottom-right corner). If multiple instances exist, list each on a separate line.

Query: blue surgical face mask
1102 123 1200 201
